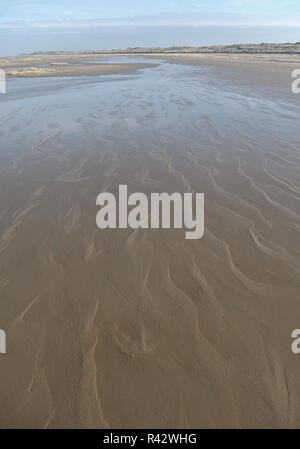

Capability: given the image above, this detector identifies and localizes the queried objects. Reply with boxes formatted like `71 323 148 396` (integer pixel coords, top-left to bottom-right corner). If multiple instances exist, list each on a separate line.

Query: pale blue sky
1 1 300 56
2 0 300 22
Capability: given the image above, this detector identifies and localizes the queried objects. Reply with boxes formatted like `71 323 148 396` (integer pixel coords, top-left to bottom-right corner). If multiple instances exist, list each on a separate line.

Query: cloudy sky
1 0 300 56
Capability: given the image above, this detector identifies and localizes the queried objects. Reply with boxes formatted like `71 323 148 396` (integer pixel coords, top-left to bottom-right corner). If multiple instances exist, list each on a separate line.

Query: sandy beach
0 53 300 429
2 46 300 83
1 53 157 78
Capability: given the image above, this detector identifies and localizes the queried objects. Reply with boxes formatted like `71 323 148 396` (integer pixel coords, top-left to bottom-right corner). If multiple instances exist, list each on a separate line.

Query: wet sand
149 52 300 91
2 54 157 78
0 56 300 429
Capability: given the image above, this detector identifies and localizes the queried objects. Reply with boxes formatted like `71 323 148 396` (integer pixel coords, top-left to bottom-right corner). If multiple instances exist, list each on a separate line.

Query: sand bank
1 54 157 78
1 48 300 83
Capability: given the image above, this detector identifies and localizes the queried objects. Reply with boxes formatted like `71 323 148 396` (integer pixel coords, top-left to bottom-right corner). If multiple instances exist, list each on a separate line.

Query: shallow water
1 57 299 150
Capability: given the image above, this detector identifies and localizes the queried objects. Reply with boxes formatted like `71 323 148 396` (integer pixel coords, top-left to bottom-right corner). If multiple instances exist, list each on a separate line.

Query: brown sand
1 53 157 78
0 55 300 429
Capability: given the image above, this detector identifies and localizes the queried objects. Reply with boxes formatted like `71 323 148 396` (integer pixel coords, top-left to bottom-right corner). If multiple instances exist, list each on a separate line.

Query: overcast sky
1 0 300 56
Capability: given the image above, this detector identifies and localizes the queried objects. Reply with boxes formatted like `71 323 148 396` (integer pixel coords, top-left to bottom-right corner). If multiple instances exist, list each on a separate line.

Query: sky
1 0 300 56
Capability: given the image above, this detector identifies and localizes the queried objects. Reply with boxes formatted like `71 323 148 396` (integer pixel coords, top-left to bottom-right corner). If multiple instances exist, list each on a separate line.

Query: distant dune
21 42 300 55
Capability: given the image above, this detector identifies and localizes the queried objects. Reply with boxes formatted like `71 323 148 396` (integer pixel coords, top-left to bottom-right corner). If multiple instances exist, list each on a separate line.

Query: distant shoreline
11 42 300 57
